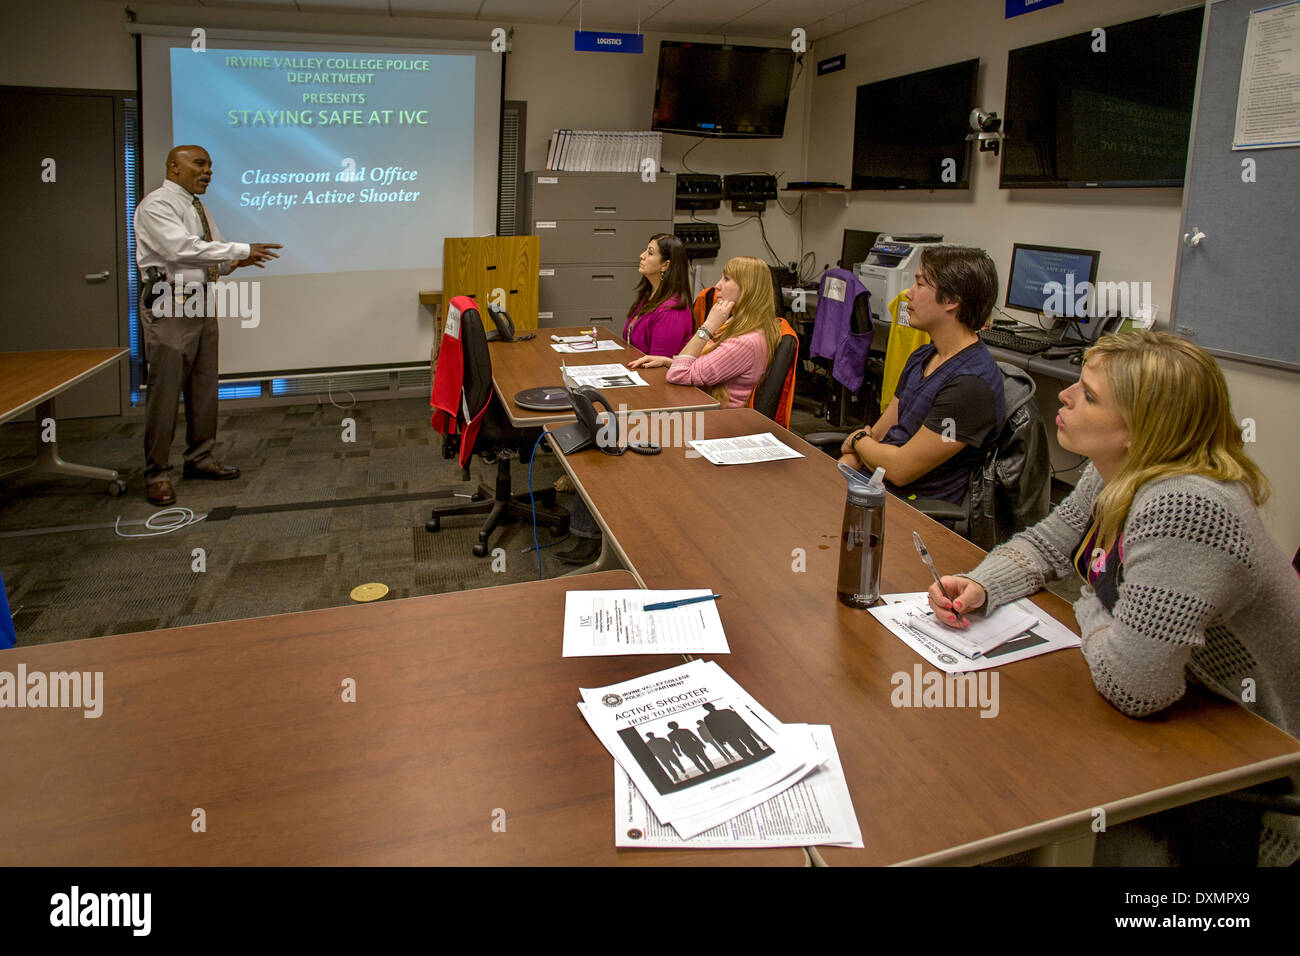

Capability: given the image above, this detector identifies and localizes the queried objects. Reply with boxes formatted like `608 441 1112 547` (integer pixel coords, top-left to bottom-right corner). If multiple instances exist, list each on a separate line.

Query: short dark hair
918 246 999 331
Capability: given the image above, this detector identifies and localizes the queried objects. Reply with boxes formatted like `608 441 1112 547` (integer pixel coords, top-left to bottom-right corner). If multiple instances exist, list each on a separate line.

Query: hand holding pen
913 531 986 628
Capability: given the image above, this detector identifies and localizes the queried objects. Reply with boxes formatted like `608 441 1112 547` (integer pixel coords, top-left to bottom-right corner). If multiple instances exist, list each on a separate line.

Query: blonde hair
704 257 781 404
1085 330 1270 547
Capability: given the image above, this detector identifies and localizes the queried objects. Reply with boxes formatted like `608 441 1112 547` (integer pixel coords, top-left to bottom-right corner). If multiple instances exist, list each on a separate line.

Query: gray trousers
142 309 220 483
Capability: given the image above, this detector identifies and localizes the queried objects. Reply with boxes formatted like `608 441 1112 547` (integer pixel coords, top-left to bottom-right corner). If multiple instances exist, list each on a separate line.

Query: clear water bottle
837 463 887 608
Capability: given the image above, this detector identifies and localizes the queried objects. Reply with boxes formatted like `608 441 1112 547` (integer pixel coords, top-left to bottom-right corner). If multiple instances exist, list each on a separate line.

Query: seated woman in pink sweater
628 255 780 409
623 234 693 356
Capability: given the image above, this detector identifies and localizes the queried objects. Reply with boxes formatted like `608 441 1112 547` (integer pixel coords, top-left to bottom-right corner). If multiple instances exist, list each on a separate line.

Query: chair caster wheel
426 518 440 532
107 479 127 497
472 541 489 558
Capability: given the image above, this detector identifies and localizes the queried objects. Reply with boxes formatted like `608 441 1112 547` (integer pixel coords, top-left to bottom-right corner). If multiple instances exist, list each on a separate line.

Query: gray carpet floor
0 396 575 647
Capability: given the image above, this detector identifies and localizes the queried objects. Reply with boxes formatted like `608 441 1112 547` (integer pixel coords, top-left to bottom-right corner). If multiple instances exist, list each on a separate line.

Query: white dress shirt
134 179 250 289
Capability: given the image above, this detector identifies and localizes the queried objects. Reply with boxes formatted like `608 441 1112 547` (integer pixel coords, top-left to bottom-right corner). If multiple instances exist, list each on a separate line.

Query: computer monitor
1004 243 1102 339
840 228 881 269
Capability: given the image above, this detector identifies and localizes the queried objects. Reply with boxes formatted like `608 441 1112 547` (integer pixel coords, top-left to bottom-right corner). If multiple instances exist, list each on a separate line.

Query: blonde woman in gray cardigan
927 330 1300 865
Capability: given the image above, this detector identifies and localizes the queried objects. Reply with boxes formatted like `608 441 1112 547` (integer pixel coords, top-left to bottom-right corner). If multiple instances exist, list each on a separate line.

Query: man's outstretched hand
236 243 283 269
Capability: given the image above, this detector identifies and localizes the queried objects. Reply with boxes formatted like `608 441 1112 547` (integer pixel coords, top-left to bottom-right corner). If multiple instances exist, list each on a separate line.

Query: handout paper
551 340 624 353
561 363 649 389
615 724 863 849
688 433 804 465
869 595 1080 673
578 659 825 838
562 589 729 657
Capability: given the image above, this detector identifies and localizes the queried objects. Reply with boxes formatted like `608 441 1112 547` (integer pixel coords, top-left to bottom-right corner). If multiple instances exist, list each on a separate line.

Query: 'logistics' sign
574 31 644 54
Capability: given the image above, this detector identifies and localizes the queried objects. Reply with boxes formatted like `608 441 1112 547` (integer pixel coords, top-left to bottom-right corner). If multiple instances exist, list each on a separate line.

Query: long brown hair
1085 330 1270 547
628 234 691 319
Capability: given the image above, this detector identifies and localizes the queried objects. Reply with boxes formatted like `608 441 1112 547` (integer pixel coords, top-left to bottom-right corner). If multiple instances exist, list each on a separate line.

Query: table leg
1028 830 1096 866
561 530 625 576
0 398 124 493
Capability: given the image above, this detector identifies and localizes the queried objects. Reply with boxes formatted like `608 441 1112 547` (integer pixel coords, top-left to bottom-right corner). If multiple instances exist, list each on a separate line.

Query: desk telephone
548 386 661 457
485 303 535 342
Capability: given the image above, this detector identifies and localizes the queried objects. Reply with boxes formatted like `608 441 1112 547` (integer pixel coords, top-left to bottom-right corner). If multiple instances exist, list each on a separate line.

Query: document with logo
870 595 1080 673
688 433 804 465
578 659 825 838
551 340 624 353
562 589 730 657
561 363 648 389
615 724 863 849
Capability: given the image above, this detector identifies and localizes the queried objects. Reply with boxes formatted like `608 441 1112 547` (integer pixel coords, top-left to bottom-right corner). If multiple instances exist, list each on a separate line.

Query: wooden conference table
547 407 1300 865
0 569 803 866
0 348 128 495
487 326 718 427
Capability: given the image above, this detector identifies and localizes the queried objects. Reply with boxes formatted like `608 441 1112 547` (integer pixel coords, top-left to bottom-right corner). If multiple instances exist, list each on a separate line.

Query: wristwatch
695 326 713 341
850 429 870 448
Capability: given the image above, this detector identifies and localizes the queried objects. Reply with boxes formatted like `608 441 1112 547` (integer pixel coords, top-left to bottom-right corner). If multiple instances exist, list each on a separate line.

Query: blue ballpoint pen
643 594 722 611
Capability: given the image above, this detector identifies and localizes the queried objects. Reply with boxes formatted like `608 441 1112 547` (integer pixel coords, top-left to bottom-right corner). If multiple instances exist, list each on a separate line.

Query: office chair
750 319 799 428
804 363 1051 551
427 297 569 557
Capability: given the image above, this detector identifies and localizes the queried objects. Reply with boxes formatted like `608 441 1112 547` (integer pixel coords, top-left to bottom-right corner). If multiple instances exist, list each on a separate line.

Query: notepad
911 603 1039 660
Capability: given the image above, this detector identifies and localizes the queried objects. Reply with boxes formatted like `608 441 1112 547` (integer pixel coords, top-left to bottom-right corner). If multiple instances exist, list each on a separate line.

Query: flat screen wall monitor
851 58 979 190
652 41 795 139
1000 7 1204 188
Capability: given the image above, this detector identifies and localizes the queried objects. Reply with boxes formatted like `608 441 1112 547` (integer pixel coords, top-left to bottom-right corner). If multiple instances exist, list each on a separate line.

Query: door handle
1182 228 1206 248
85 271 110 281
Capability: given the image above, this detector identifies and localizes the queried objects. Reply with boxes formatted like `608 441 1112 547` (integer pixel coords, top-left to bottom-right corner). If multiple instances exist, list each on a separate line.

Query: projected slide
169 48 474 276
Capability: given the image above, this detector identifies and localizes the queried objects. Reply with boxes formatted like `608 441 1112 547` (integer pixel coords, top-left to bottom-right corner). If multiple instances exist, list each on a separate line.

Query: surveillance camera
969 109 1001 133
966 109 1003 155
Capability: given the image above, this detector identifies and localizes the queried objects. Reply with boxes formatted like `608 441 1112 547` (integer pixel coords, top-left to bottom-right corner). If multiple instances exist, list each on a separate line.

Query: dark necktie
192 197 221 283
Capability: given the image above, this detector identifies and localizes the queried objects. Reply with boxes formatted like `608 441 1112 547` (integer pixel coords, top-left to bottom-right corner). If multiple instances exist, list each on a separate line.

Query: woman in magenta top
629 255 780 408
623 234 693 357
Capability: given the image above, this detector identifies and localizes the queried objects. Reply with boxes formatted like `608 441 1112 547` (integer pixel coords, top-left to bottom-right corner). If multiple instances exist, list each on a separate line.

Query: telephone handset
548 386 661 456
484 303 535 342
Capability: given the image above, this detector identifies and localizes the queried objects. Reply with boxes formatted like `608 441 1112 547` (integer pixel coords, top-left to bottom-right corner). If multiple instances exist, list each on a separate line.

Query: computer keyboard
979 328 1052 354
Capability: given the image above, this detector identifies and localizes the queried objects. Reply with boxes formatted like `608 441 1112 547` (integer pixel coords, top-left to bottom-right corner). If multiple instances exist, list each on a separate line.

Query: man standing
134 145 281 505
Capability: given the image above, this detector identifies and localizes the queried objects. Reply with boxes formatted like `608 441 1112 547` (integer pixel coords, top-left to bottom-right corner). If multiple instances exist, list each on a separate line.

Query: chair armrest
911 497 966 522
803 431 850 452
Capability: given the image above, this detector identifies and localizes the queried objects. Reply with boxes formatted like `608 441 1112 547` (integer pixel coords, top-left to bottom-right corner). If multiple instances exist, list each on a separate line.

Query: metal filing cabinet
525 171 675 330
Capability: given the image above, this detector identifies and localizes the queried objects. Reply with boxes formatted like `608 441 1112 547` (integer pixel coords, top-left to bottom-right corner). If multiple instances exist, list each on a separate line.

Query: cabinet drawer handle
591 274 615 281
593 206 617 214
593 228 616 236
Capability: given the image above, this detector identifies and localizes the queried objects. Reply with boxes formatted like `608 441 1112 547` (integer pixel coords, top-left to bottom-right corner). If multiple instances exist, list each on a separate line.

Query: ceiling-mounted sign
1006 0 1064 18
817 54 846 75
574 30 644 53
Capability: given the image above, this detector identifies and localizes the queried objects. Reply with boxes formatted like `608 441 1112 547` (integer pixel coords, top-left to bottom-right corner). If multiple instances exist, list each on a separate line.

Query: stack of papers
579 659 857 843
615 725 863 848
870 593 1081 673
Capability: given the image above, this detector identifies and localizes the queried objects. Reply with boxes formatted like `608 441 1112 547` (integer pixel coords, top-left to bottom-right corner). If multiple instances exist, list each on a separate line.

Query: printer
853 234 947 324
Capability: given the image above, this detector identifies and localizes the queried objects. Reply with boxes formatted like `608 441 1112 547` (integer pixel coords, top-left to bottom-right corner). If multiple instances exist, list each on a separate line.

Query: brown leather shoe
183 460 240 480
146 480 176 506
